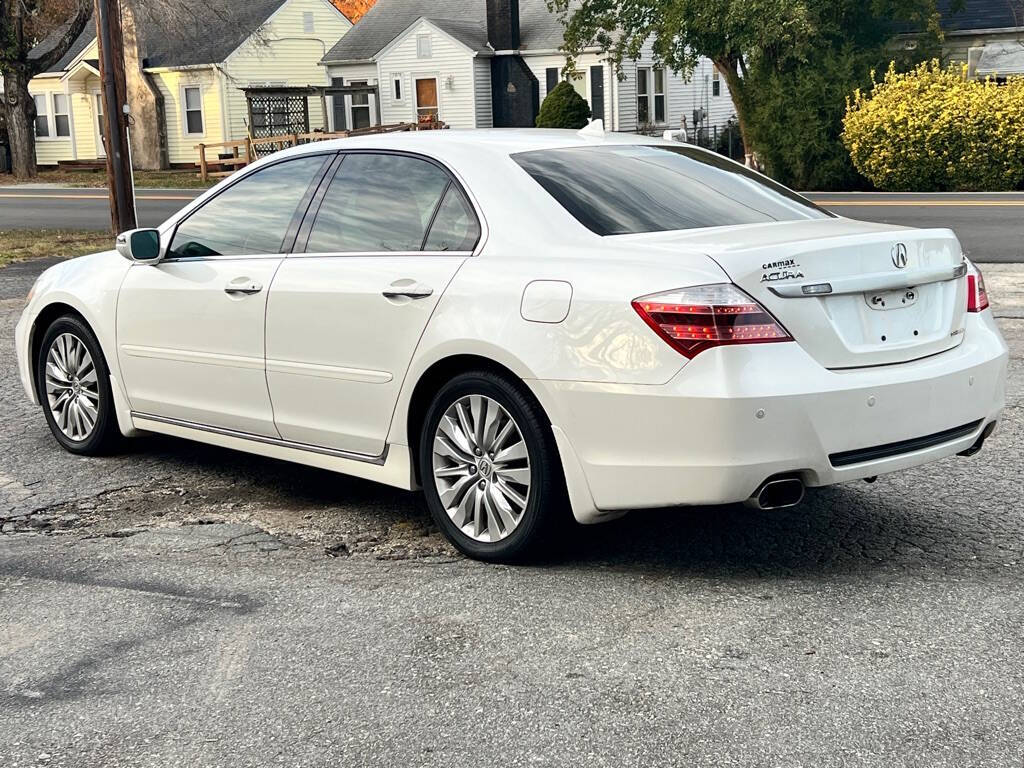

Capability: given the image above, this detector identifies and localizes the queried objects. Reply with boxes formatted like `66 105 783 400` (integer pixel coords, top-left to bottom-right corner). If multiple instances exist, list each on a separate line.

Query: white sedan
15 129 1008 561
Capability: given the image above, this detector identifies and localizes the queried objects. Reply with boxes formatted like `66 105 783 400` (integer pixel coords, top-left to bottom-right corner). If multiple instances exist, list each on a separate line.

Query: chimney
486 0 520 50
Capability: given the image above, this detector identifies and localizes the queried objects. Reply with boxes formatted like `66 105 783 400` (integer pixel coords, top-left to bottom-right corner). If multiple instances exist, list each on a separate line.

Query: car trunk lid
622 219 968 369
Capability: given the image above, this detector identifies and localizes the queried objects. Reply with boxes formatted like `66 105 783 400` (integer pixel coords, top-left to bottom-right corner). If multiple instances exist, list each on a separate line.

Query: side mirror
116 228 163 264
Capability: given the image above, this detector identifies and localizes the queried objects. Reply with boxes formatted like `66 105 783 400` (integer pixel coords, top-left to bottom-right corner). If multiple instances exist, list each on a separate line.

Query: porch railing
193 120 445 181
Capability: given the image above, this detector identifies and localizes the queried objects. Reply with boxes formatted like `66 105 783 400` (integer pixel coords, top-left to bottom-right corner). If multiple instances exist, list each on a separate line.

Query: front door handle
225 279 263 295
382 282 433 300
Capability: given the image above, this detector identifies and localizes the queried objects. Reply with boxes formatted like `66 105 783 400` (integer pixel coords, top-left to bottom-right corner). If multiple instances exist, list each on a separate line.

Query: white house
319 0 737 136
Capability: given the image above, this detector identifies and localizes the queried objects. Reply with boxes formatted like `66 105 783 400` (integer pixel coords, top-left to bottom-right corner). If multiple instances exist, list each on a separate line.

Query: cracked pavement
1 257 1023 767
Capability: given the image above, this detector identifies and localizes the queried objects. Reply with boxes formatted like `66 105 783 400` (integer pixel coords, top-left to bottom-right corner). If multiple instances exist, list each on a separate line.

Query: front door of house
415 78 438 123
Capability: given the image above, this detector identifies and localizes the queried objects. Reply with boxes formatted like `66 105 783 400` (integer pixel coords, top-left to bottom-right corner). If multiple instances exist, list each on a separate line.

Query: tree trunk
2 67 39 180
713 58 756 167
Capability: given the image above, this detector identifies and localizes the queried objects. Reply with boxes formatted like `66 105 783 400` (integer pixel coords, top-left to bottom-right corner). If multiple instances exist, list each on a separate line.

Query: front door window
415 78 438 123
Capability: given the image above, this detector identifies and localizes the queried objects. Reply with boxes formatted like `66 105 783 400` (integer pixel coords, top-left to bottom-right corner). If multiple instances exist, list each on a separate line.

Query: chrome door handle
382 284 433 300
224 282 263 295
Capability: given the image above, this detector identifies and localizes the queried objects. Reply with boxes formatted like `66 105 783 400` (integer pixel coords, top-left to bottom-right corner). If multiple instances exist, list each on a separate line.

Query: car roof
272 128 673 164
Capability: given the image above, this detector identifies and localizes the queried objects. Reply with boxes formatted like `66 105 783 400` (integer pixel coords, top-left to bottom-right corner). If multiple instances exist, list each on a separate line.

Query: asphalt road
1 188 1023 262
1 258 1024 766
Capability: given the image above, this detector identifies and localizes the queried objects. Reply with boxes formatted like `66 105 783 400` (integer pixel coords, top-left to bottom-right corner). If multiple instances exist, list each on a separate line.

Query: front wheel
36 315 120 455
418 371 567 561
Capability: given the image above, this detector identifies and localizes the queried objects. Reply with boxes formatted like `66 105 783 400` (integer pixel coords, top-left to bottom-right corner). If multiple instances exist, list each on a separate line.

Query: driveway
1 258 1023 767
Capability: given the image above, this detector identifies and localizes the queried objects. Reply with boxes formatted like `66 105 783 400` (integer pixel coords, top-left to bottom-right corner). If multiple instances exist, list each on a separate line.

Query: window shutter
589 65 604 122
545 68 558 95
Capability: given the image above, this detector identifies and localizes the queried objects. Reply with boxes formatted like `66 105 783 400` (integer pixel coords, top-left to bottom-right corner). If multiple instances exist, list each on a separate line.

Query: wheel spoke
434 434 473 464
497 466 531 486
438 414 474 458
438 472 477 509
485 484 518 537
495 438 527 464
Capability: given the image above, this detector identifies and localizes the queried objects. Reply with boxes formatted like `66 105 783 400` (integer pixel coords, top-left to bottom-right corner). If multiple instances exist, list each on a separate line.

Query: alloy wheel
431 394 532 543
44 333 100 442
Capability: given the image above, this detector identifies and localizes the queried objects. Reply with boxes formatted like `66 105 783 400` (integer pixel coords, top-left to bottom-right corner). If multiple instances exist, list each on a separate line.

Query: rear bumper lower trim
828 419 983 467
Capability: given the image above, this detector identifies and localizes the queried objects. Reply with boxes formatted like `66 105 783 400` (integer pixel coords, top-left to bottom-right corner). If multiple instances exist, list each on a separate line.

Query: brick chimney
487 0 537 126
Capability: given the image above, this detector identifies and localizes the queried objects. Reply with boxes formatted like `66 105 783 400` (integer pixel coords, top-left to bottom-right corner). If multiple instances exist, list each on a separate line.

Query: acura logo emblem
891 243 908 269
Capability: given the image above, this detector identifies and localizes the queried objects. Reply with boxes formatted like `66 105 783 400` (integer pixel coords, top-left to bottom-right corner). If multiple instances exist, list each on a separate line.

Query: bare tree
0 0 92 178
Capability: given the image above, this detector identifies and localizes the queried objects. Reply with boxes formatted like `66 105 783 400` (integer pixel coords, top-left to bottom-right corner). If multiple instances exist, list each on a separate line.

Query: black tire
418 370 569 562
36 314 120 455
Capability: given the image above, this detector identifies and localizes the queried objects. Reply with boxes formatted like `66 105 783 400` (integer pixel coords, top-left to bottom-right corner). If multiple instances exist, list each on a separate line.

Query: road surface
1 188 1023 262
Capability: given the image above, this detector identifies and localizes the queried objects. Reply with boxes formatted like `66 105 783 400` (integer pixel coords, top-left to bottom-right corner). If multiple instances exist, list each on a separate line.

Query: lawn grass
0 168 214 190
0 229 114 269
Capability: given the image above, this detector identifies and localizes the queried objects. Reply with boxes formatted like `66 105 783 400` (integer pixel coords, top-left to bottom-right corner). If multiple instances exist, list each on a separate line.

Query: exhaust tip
746 477 805 510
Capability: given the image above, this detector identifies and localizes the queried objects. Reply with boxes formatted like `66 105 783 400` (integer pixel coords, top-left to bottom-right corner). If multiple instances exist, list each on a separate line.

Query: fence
193 120 446 182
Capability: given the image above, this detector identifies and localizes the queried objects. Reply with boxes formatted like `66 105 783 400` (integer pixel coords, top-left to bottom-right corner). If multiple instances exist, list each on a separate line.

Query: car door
116 154 331 437
265 151 482 457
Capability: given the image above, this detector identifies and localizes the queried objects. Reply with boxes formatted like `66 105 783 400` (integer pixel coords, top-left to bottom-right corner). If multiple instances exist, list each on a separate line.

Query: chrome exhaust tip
745 477 805 510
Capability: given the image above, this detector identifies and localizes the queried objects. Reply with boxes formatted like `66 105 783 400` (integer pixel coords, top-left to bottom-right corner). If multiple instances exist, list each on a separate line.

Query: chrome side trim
120 344 265 370
266 358 393 383
769 263 967 298
131 411 388 465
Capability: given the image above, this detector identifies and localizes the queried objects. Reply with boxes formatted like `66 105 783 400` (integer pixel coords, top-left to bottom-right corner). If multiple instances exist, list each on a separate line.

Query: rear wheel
419 371 567 561
36 315 119 455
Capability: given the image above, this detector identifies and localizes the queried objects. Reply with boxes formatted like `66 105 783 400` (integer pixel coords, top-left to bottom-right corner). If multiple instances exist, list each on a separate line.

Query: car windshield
512 144 831 236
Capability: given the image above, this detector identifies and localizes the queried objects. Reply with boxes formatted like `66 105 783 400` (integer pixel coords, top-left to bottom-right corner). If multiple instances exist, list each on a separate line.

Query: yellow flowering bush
842 61 1024 191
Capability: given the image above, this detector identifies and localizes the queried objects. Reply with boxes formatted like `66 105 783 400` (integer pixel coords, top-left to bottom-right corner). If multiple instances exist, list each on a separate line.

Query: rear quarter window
512 145 831 236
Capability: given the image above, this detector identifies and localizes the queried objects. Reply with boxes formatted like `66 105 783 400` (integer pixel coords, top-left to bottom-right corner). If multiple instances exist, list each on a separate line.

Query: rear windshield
512 144 831 236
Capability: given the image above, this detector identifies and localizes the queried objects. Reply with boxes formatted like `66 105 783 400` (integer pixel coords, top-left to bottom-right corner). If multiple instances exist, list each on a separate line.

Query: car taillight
966 262 989 313
632 284 793 359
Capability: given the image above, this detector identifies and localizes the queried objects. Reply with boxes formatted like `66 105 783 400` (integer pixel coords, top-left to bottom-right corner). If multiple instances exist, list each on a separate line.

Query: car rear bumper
534 312 1008 520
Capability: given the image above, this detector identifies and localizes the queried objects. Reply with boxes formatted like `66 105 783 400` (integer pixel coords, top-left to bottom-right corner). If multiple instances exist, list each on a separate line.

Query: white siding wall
222 0 351 138
375 20 478 128
523 51 614 126
473 58 492 128
617 41 736 134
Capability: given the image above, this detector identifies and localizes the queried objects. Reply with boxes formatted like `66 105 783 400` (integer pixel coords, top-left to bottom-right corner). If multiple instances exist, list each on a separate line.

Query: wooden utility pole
94 0 136 234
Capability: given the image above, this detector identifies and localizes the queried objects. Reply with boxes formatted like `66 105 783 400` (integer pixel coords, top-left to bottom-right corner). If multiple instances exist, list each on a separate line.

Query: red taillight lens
966 263 989 313
632 284 793 359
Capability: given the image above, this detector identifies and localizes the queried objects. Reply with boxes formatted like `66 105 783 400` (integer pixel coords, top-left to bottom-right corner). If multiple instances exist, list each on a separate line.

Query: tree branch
28 0 91 76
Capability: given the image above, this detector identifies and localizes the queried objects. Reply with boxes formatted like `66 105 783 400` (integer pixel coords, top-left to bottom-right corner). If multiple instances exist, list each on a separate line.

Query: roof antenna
577 118 605 139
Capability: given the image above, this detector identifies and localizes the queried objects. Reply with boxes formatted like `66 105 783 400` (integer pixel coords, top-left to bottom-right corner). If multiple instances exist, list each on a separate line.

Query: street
1 188 1023 262
1 256 1023 766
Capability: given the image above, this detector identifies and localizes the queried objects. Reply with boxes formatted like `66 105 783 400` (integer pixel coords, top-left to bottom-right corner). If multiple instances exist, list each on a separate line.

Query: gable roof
28 17 95 74
936 0 1023 32
29 0 338 72
322 0 571 63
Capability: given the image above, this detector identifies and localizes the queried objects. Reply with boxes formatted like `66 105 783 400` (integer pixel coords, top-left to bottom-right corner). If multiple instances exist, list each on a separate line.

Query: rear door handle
382 282 433 300
225 279 263 295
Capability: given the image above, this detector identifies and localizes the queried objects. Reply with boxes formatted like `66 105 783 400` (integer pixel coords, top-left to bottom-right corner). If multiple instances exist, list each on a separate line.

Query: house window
393 74 403 101
183 86 204 135
53 93 71 137
653 68 665 123
545 67 558 95
302 11 314 34
350 81 371 129
415 77 438 122
636 67 650 124
33 95 50 138
712 68 721 97
417 34 432 59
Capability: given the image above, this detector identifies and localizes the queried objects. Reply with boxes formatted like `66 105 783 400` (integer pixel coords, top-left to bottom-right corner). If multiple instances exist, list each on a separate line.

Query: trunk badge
891 243 909 269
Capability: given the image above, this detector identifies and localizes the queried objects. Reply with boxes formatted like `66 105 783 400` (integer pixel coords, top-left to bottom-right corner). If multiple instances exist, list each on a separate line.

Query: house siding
28 76 75 165
374 19 478 128
473 57 492 128
522 51 614 126
222 0 352 138
149 67 225 165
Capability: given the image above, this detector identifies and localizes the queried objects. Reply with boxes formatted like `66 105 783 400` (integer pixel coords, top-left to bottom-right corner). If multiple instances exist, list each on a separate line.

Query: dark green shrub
536 81 592 129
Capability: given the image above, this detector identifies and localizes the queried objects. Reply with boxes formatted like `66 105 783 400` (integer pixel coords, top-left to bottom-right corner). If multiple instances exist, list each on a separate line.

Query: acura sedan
15 129 1008 560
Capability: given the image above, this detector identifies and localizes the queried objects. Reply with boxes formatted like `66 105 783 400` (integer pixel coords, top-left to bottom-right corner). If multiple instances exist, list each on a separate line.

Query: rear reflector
966 262 989 313
632 284 792 359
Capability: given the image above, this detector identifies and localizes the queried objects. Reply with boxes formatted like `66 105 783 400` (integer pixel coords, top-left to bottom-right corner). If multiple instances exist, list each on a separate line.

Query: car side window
305 153 455 253
168 155 327 259
424 185 480 252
